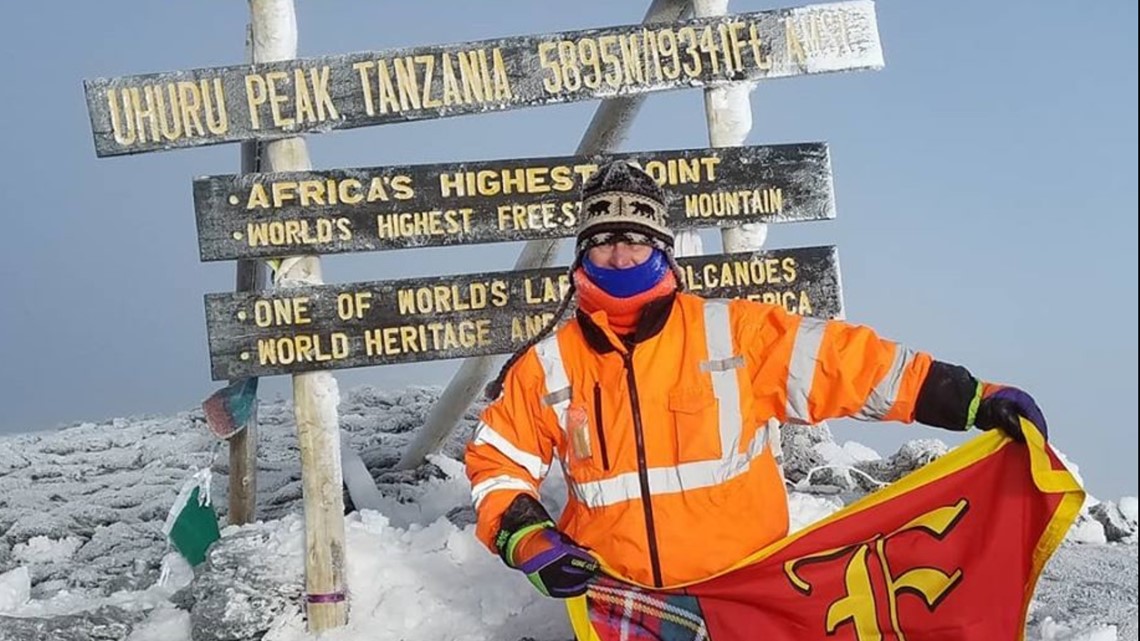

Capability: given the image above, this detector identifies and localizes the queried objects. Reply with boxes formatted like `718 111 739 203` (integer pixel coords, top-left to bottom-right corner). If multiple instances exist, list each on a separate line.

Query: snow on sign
84 1 882 157
194 143 834 261
204 246 843 380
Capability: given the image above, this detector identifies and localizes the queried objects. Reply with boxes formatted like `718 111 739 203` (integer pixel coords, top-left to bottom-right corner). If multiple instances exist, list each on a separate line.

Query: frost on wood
84 1 884 156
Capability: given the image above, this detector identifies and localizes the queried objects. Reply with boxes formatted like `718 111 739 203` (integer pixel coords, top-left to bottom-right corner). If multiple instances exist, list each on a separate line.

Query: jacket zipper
593 382 610 471
622 350 664 588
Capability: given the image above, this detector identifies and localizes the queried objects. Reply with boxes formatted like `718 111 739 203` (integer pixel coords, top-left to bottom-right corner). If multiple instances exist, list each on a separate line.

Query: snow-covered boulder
185 519 303 641
853 438 950 487
778 422 837 485
0 604 149 641
1067 512 1108 545
1089 502 1135 544
1119 496 1138 525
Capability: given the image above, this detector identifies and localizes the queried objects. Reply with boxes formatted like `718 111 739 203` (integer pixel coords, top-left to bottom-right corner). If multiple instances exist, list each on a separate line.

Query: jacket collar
576 292 677 354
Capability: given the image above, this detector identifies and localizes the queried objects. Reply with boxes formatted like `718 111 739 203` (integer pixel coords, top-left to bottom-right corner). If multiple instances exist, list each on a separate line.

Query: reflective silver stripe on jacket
785 316 828 424
569 426 771 508
471 421 550 481
853 343 917 421
535 334 572 435
700 300 743 458
471 474 536 509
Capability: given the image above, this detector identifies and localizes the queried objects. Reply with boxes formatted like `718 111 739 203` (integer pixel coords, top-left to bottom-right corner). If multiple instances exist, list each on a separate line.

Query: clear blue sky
0 1 1135 497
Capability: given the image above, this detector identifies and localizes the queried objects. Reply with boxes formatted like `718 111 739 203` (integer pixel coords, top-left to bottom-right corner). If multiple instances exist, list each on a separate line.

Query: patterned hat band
578 228 667 248
576 191 674 251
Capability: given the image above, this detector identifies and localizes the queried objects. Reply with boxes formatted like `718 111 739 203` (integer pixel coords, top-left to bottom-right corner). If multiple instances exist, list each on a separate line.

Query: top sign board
84 1 882 156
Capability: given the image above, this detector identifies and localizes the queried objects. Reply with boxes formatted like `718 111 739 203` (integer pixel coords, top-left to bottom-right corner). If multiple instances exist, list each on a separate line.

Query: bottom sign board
204 246 843 380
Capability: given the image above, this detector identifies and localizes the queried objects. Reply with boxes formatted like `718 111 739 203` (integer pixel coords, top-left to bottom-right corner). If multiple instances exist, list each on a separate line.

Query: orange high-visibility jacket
465 292 934 587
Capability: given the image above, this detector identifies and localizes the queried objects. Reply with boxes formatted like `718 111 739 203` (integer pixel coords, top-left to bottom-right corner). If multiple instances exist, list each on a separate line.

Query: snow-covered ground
0 384 1135 641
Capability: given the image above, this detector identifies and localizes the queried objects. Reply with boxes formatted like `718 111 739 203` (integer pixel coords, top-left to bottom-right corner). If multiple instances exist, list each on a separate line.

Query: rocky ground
0 386 1134 640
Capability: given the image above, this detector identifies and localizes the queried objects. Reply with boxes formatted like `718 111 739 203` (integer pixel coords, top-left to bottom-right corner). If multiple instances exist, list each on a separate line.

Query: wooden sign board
194 143 834 261
85 1 882 157
205 245 842 379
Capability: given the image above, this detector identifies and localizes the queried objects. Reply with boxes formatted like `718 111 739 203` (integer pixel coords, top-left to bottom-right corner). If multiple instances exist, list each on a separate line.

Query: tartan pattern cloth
587 576 708 641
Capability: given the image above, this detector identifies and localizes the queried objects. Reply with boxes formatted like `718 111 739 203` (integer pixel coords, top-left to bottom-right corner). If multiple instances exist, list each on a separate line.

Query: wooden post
227 25 267 528
249 0 347 631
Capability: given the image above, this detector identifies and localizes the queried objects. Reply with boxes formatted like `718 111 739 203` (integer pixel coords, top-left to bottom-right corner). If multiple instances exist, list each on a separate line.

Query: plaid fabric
586 576 708 641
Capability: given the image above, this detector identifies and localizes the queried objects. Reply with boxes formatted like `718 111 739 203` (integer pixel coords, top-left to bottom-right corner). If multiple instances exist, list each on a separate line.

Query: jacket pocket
561 400 607 481
668 384 722 463
593 382 611 472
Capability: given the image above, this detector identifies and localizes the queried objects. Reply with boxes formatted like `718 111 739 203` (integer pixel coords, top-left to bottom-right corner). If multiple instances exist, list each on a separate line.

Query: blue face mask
583 248 670 297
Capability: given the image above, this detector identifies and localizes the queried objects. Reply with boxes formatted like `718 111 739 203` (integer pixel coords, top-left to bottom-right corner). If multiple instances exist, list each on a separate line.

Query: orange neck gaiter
574 267 677 335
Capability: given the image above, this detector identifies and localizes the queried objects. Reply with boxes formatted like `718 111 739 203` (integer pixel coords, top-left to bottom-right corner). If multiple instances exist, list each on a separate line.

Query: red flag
568 420 1083 641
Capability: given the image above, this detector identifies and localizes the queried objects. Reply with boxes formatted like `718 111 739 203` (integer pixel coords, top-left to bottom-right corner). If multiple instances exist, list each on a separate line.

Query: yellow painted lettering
352 61 376 116
366 177 389 202
390 175 414 199
247 184 270 209
440 53 463 105
458 50 487 102
577 38 602 89
540 41 563 92
748 24 772 70
416 55 440 108
244 74 267 129
393 57 421 111
597 35 622 89
264 71 293 127
271 181 297 207
557 41 581 91
107 89 136 145
698 26 720 75
128 87 156 144
782 257 797 283
339 179 363 204
298 180 325 207
728 22 747 71
492 48 512 99
375 60 401 114
311 66 338 121
785 18 806 64
293 68 316 124
678 27 701 77
177 81 205 137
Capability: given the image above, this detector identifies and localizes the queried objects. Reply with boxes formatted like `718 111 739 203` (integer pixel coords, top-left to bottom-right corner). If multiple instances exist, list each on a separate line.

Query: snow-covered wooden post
697 0 766 256
248 0 347 631
227 27 269 528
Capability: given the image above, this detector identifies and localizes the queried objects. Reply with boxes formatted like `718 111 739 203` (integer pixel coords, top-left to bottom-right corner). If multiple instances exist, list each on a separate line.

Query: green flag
162 468 221 566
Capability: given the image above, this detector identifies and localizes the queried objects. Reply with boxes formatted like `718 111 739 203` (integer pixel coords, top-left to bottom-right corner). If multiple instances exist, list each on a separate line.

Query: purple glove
499 521 598 598
974 384 1048 441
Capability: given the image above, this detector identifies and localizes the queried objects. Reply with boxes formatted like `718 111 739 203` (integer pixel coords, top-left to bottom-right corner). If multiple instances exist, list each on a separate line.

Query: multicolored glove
973 383 1048 441
497 520 599 598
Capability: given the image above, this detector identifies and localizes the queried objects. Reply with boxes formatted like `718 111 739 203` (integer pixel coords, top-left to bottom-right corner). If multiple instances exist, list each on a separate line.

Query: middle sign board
205 246 844 380
194 142 834 261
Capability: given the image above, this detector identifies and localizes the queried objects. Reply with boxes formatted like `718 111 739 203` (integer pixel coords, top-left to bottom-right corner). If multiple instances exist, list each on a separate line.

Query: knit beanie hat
575 161 675 261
